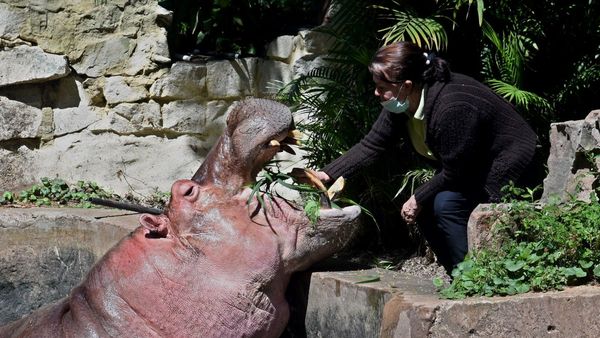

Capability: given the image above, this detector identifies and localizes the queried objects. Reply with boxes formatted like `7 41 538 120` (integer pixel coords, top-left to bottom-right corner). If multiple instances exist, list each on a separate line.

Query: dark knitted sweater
323 73 537 203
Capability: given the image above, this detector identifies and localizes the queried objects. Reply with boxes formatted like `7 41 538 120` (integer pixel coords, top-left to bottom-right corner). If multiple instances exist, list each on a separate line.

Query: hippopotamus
0 98 361 338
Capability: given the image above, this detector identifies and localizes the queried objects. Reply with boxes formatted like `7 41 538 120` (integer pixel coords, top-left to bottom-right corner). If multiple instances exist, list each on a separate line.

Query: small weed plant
0 177 113 207
248 160 324 224
0 177 169 209
439 194 600 299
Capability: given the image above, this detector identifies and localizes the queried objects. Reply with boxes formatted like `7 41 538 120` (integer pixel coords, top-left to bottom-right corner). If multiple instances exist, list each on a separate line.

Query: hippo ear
140 214 169 238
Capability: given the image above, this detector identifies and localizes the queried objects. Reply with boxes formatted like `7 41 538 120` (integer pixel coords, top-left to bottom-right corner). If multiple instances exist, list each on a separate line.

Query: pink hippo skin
0 98 361 338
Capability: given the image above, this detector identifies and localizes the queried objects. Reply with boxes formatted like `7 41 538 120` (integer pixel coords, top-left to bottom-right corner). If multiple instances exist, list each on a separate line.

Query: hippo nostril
175 180 196 199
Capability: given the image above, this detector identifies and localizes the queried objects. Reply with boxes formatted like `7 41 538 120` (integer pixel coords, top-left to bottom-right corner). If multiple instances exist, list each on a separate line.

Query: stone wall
0 0 331 195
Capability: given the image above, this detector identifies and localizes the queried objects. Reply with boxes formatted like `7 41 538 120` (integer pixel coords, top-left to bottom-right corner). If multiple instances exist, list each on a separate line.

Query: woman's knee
433 191 466 217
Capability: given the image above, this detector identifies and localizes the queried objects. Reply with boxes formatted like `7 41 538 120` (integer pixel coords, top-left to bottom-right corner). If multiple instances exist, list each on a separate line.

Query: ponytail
422 52 450 84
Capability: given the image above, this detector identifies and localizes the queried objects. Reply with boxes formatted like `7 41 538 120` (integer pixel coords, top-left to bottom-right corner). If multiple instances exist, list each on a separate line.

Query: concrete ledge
306 268 600 337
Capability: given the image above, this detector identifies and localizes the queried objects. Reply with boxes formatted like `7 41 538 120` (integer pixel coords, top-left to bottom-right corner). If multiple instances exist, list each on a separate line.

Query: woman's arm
322 109 405 180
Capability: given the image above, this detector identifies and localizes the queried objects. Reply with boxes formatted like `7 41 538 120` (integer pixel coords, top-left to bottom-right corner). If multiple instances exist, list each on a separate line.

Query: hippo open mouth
191 99 301 191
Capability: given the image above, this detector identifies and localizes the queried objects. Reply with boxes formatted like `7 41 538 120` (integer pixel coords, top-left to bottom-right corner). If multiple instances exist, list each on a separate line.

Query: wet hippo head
0 98 360 338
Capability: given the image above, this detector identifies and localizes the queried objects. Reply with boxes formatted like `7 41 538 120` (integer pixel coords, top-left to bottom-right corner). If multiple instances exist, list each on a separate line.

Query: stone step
305 268 600 337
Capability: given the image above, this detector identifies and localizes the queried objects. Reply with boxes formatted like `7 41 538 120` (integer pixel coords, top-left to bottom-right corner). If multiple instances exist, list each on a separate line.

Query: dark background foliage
159 0 328 57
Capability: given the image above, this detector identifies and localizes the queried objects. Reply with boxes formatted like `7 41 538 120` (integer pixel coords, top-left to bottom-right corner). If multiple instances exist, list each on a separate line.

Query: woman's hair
368 41 450 85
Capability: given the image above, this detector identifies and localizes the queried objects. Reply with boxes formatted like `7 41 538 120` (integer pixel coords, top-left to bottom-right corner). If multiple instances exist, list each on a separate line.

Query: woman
313 41 537 274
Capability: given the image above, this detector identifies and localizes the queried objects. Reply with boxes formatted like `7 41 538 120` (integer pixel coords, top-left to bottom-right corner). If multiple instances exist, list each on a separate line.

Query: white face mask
380 84 409 114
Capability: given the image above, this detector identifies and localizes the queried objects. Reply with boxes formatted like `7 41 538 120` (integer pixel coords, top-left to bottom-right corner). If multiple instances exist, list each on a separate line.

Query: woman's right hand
313 171 331 183
401 195 421 225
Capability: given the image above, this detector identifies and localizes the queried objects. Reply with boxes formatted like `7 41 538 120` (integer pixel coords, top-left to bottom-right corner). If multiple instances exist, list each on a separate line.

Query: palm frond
481 20 501 49
487 79 551 115
373 4 449 51
394 168 435 199
447 0 486 28
555 56 600 106
482 28 538 87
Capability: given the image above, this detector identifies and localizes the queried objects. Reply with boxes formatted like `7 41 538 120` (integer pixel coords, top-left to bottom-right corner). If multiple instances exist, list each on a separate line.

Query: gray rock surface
53 106 100 136
206 58 259 99
103 76 149 105
149 62 207 101
542 110 600 203
466 203 513 252
0 3 25 40
0 45 69 87
0 97 43 141
161 99 228 135
72 36 136 77
0 132 206 195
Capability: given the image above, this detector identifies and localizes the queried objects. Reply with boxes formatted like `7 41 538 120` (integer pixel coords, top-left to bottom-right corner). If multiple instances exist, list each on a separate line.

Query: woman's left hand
401 195 421 225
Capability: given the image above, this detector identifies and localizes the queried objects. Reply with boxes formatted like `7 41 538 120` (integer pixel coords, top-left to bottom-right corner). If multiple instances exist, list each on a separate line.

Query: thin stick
89 198 163 215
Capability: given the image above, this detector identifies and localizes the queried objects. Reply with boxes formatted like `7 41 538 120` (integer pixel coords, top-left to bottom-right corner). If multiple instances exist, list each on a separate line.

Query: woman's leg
418 191 479 275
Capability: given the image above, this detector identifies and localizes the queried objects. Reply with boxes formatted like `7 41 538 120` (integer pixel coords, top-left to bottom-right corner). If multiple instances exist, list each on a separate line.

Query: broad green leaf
433 277 445 288
504 260 525 272
304 199 320 225
593 265 600 277
515 283 530 294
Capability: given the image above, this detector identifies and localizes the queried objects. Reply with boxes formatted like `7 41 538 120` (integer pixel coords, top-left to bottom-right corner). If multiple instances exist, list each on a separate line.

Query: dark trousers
417 191 480 275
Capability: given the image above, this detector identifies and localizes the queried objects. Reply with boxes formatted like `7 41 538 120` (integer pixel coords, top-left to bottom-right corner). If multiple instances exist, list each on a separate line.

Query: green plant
394 168 435 199
0 178 172 211
0 191 14 205
480 15 551 117
248 160 325 224
501 181 543 203
277 0 381 169
123 189 171 210
10 177 113 207
277 0 440 252
248 160 374 225
439 199 600 299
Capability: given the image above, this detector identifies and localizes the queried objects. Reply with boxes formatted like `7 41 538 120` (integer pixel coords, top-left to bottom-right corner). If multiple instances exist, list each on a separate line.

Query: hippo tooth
284 129 303 145
280 144 296 155
289 129 303 138
327 176 345 200
269 139 296 154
